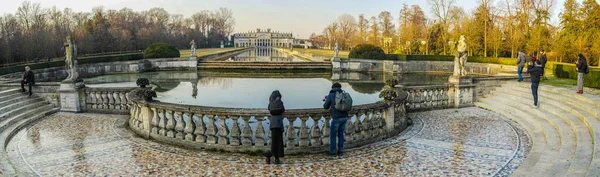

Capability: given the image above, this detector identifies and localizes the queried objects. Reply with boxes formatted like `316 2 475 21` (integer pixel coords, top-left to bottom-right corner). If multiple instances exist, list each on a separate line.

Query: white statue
190 40 197 57
334 41 340 58
64 36 78 81
454 35 468 76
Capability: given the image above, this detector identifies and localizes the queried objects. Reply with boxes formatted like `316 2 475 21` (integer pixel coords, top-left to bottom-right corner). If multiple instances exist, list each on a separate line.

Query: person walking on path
517 51 527 82
527 60 543 108
323 83 350 156
576 54 589 94
20 66 35 96
540 50 548 77
265 90 285 164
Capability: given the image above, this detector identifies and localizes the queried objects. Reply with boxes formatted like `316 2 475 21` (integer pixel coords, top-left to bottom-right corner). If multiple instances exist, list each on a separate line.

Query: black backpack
268 98 285 115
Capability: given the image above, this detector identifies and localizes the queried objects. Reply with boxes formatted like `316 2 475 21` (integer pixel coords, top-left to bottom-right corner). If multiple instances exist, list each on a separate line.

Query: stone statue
454 35 468 76
64 36 79 81
334 41 340 58
190 40 197 57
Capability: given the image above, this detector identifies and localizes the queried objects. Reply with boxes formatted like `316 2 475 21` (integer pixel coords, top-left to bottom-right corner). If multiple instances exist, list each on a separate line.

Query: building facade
233 28 293 48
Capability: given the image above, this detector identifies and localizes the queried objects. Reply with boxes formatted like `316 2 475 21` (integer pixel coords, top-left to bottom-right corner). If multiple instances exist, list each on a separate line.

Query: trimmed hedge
144 43 180 59
386 54 453 61
0 53 143 76
349 44 386 60
547 62 600 88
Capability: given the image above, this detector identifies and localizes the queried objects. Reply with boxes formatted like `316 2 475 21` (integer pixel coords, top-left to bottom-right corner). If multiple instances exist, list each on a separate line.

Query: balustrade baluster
85 91 92 109
101 92 109 109
286 117 297 148
206 115 217 144
298 117 309 147
166 111 176 138
241 117 252 146
150 108 159 134
255 117 266 147
361 112 371 138
158 110 167 136
230 116 241 146
353 115 362 141
184 112 195 141
217 116 229 145
113 92 120 110
108 92 115 109
93 91 100 109
120 92 128 110
194 114 206 143
175 112 185 139
344 116 353 141
310 116 322 146
128 103 136 126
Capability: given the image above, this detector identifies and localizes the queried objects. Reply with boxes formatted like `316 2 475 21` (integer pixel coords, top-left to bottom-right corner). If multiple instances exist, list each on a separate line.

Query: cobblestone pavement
6 108 528 176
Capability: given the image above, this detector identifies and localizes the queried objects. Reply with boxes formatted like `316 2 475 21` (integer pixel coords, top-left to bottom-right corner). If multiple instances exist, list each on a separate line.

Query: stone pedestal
448 76 475 108
188 57 198 70
58 79 86 112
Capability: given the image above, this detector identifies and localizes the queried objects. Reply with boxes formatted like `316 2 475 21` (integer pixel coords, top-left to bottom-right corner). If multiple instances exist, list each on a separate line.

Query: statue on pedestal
64 36 79 81
334 41 340 58
454 35 468 76
190 40 197 57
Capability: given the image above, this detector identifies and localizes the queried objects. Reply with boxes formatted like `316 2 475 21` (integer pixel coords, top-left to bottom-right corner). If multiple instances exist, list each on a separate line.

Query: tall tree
428 0 457 55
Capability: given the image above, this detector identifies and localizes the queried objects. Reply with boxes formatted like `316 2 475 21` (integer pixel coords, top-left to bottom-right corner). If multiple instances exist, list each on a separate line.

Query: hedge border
547 62 600 88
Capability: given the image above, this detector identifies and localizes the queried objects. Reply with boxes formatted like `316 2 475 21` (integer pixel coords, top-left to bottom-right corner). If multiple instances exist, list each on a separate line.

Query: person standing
527 60 543 108
576 54 589 94
540 50 548 76
21 66 35 96
517 51 527 82
266 90 285 164
323 83 350 156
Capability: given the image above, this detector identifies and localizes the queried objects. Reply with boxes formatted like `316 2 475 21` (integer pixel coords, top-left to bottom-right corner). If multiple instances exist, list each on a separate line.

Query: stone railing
84 87 136 114
126 88 408 154
401 84 451 112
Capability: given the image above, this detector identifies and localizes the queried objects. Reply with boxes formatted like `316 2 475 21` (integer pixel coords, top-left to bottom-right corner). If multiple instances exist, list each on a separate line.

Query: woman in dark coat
266 90 285 164
576 54 589 94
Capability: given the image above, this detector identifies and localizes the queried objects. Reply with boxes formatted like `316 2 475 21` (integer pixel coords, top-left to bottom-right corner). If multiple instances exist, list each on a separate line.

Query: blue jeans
531 82 539 106
330 117 348 154
518 66 524 81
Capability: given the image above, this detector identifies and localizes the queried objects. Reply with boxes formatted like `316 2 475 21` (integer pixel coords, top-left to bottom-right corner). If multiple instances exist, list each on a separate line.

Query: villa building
233 28 294 48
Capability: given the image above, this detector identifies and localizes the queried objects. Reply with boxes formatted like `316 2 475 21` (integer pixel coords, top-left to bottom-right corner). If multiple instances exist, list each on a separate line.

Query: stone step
491 89 594 175
0 94 30 108
482 96 569 176
0 98 44 118
0 107 59 176
0 102 51 131
0 91 24 101
507 82 600 109
0 88 19 96
475 101 548 176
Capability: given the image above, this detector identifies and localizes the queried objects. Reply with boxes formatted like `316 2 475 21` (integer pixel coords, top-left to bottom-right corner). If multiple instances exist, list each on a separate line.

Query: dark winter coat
527 65 543 83
268 90 285 129
323 87 349 119
577 55 588 74
540 53 548 67
22 70 35 84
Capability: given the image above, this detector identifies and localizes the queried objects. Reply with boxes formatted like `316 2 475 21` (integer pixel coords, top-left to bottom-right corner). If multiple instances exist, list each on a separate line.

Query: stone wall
0 58 197 82
332 58 518 75
0 82 60 106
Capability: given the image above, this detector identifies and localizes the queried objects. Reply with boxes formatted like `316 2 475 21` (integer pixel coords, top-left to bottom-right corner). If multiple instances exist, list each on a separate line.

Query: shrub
469 57 515 65
143 43 180 59
549 63 600 88
136 78 150 88
349 44 386 60
385 54 454 61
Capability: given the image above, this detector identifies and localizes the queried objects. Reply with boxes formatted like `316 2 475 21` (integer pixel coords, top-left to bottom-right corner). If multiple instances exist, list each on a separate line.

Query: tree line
310 0 600 66
0 1 235 65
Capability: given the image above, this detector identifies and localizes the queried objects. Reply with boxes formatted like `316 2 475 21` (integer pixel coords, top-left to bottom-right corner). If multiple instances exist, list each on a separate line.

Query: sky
1 0 566 39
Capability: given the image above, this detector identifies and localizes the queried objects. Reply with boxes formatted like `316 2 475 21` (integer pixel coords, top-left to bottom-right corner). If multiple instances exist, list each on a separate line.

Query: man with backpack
323 82 352 156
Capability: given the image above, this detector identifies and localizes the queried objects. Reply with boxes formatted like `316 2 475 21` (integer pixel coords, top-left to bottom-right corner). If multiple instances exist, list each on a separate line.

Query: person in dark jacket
576 54 588 94
517 51 527 82
527 60 543 108
266 90 285 164
539 50 548 76
323 83 349 156
21 66 35 96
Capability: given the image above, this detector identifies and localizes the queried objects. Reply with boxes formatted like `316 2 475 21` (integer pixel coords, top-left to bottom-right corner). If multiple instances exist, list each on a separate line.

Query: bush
549 62 600 88
469 57 515 65
349 44 386 60
385 54 454 61
143 43 180 59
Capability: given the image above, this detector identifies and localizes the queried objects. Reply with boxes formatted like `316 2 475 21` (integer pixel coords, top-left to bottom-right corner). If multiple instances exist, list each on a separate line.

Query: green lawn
180 48 242 58
541 76 600 96
288 48 350 58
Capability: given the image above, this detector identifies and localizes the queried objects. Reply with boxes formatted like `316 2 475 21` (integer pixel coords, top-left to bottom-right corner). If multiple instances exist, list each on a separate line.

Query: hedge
385 54 515 65
349 44 386 60
547 62 600 88
0 53 143 76
143 43 180 59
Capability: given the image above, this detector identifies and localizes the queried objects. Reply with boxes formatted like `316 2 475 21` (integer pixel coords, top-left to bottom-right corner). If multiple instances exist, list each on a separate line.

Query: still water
85 71 451 108
225 48 305 62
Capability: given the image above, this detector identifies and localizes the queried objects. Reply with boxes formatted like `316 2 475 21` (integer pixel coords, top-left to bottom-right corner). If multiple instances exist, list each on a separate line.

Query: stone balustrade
126 88 408 154
402 84 452 111
84 87 136 114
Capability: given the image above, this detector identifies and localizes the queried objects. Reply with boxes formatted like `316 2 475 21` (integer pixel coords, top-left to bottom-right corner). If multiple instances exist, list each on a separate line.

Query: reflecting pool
224 47 305 62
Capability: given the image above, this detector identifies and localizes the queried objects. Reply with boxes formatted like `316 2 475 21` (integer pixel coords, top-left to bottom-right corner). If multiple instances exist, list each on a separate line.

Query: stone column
58 80 86 113
448 76 474 108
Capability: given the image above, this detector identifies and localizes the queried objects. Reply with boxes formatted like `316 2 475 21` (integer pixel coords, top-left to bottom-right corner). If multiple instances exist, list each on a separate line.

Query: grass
287 48 350 58
180 48 242 58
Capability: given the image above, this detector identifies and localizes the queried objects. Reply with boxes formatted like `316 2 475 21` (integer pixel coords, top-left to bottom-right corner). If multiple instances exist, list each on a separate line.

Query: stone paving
5 108 528 176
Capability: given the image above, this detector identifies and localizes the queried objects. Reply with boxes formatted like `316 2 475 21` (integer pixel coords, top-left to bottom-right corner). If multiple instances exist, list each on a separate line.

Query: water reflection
85 71 452 108
227 48 304 62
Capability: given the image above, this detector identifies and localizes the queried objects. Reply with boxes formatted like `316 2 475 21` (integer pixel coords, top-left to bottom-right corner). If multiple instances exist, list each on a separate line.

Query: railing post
255 117 266 147
384 101 395 136
194 114 206 143
230 116 241 146
241 117 253 147
298 117 309 147
286 117 297 148
184 112 195 141
310 116 322 146
217 115 229 145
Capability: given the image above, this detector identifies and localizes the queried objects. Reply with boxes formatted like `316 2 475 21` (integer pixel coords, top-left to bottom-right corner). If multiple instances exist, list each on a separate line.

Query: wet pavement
6 107 528 176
